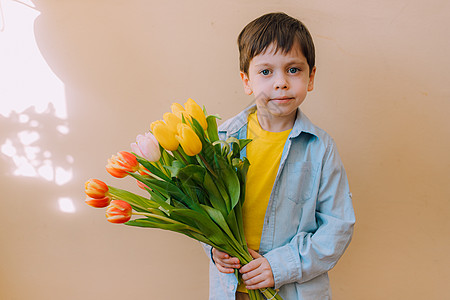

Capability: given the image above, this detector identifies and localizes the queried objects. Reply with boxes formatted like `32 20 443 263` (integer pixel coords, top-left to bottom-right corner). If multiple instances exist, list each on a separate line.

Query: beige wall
1 0 449 299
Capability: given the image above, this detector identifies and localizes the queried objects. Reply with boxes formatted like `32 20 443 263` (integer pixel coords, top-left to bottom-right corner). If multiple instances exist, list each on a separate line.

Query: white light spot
13 155 37 177
66 155 74 164
19 114 30 123
18 130 40 145
43 151 52 158
30 120 39 127
55 167 72 186
56 125 69 135
1 139 17 157
37 161 54 181
24 145 40 160
58 197 76 213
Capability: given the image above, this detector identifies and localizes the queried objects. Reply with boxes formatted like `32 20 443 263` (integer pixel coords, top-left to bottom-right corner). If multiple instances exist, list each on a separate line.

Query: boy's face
240 42 316 127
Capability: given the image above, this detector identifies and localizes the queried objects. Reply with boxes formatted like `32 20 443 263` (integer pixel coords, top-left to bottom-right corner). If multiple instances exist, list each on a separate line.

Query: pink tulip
131 132 161 162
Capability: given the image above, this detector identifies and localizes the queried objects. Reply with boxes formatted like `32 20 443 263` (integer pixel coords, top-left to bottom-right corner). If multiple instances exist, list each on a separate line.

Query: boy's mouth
270 97 294 103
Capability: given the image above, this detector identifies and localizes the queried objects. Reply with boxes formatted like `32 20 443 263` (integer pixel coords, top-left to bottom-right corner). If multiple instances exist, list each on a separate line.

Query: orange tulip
176 123 202 156
106 200 132 223
85 196 111 208
136 179 148 190
85 178 109 199
184 98 207 130
106 151 139 178
151 120 179 151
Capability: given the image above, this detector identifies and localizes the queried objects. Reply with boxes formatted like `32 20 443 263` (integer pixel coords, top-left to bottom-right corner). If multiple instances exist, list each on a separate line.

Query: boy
204 12 355 299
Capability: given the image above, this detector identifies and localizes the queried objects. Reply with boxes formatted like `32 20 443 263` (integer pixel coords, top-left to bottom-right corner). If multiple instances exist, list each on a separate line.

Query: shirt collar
225 105 319 139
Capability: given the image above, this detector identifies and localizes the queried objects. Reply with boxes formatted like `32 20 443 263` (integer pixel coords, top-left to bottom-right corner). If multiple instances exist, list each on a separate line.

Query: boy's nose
273 74 288 89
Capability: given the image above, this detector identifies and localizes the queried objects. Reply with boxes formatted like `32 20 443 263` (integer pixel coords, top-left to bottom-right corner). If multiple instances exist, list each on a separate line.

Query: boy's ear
307 66 317 92
240 71 253 95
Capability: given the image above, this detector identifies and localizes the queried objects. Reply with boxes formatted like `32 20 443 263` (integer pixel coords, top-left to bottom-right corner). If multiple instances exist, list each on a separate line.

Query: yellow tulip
151 120 179 151
176 123 202 156
171 102 191 122
163 112 182 134
184 98 207 130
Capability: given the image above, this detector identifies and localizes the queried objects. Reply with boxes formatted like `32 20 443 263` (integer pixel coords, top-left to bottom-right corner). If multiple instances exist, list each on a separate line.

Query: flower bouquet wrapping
84 99 282 300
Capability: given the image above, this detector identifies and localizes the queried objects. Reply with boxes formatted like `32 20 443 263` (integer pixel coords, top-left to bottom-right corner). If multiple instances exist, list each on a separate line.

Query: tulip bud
106 151 139 178
131 132 161 162
136 179 148 190
151 120 179 151
85 196 111 208
106 200 132 223
85 178 109 199
175 123 202 156
184 98 208 130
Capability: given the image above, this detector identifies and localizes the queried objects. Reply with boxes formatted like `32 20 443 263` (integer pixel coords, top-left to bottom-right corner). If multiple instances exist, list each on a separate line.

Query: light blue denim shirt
203 105 355 300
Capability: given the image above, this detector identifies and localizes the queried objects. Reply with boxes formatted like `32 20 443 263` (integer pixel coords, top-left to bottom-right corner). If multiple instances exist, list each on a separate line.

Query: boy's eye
260 69 270 75
288 67 300 74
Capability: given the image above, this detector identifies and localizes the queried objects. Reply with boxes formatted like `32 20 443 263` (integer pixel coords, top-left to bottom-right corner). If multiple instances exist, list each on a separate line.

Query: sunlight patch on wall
58 197 76 213
0 0 75 212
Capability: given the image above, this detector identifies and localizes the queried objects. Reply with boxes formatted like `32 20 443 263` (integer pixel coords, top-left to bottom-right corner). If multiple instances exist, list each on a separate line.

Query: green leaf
177 165 206 184
144 178 203 213
189 117 207 141
108 186 159 212
165 160 185 177
238 139 252 152
233 157 250 206
201 205 235 239
134 155 171 181
212 140 230 157
126 218 194 233
213 153 240 211
202 171 228 215
206 115 220 144
170 208 237 254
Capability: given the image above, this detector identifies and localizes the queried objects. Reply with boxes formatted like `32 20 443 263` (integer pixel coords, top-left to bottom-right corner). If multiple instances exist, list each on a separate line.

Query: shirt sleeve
200 242 215 263
264 139 355 289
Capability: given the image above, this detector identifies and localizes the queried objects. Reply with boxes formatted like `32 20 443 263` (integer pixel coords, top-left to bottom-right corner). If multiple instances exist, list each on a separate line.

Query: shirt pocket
286 161 319 204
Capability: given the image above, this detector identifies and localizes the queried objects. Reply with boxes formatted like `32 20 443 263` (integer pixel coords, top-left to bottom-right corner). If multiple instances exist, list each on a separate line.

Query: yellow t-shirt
237 112 291 293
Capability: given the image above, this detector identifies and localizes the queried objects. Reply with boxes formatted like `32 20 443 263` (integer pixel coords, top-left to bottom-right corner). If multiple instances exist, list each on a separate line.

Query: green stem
155 160 171 178
173 148 190 165
138 166 164 181
197 153 217 177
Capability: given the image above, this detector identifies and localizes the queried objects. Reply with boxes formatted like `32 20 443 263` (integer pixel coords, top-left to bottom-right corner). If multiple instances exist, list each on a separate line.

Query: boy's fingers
212 248 229 259
217 264 236 274
239 258 260 273
219 259 240 269
247 248 262 259
212 248 240 264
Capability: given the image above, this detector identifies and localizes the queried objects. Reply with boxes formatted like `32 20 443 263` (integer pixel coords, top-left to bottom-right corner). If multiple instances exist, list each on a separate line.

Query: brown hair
238 12 315 75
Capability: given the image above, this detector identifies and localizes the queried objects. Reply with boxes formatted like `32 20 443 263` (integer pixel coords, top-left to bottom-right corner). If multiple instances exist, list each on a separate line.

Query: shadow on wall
0 0 76 212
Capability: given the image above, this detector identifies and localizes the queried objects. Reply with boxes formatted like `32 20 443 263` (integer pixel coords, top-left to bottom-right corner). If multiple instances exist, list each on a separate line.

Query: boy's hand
240 248 275 290
212 248 241 274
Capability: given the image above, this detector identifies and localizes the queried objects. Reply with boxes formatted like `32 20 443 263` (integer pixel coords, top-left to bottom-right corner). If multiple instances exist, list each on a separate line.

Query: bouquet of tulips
84 99 282 300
